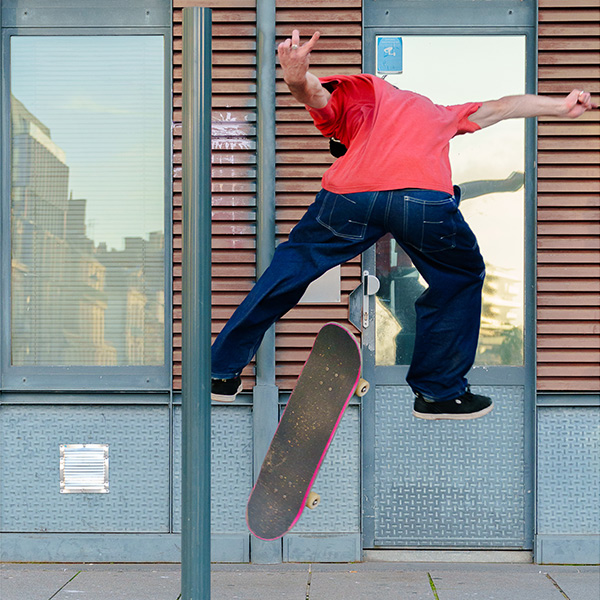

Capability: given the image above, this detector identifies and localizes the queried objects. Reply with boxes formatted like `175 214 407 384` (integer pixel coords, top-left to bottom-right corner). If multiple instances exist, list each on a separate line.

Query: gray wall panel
0 404 170 532
537 407 600 536
172 405 253 535
291 406 361 534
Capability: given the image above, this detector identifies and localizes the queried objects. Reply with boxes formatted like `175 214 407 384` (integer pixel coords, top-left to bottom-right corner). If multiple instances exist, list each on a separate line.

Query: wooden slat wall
173 0 258 391
172 0 361 391
537 0 600 392
275 0 362 389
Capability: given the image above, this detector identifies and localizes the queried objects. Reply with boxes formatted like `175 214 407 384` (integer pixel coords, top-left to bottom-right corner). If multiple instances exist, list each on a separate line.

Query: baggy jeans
211 187 486 402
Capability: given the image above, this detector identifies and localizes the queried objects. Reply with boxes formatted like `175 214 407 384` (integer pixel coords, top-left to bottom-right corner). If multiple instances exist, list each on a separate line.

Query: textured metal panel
291 406 361 534
1 0 171 28
0 405 169 532
172 406 253 534
373 386 527 547
364 0 536 28
284 533 361 563
537 407 600 535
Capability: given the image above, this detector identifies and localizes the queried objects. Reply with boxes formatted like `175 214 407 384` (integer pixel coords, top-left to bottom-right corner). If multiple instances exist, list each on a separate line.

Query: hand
277 29 321 86
560 89 598 118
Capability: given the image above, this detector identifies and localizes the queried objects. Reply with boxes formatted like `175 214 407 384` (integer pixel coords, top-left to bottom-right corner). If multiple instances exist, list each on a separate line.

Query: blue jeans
211 187 486 402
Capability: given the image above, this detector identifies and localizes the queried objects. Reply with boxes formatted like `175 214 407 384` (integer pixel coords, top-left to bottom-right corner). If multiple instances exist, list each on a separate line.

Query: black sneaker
413 387 493 421
211 376 243 403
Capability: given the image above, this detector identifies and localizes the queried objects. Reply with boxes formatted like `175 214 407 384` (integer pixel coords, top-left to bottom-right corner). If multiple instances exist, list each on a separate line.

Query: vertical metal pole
181 7 212 599
252 0 281 564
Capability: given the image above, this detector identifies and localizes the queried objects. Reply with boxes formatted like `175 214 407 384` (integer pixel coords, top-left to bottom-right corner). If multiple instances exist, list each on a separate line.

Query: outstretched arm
469 90 598 129
277 29 330 109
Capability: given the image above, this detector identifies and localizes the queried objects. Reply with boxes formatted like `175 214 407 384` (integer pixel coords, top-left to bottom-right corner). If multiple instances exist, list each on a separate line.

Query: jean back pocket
316 190 377 241
403 195 457 253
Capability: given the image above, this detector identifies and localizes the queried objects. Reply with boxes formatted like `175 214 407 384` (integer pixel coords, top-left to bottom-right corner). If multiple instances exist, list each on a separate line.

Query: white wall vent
60 444 109 494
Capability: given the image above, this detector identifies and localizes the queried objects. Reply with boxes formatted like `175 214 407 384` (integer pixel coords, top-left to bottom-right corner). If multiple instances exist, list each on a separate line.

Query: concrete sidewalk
1 562 599 600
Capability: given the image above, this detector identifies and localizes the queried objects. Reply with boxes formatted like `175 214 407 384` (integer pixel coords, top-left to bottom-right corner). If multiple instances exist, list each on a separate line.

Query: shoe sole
412 402 494 421
211 382 243 403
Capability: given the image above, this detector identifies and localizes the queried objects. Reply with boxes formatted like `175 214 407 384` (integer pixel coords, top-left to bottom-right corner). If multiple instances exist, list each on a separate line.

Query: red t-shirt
307 74 482 195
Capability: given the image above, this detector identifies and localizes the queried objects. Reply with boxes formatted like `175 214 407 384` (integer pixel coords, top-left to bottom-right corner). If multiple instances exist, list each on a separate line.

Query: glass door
373 35 526 368
361 34 535 549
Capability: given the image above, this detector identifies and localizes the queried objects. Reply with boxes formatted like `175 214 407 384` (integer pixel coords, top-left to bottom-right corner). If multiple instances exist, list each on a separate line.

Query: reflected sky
11 35 164 251
378 35 526 277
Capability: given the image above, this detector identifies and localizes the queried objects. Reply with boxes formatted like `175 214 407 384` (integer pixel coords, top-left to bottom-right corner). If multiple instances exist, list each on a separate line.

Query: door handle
362 270 380 329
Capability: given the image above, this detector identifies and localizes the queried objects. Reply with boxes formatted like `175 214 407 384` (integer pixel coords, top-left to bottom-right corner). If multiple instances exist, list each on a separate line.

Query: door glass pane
10 35 165 366
374 36 526 366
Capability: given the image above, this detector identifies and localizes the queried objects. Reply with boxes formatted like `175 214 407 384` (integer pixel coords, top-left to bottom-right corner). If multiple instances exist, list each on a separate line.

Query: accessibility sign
377 36 403 74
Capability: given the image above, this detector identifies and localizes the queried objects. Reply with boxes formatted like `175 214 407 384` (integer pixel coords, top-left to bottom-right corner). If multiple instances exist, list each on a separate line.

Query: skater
211 30 597 419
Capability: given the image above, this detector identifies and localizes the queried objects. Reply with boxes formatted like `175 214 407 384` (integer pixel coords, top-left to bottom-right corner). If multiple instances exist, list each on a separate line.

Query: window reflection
10 36 165 366
374 36 526 366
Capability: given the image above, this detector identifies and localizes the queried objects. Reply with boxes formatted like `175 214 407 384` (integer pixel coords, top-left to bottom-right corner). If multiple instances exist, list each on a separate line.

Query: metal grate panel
172 405 253 533
373 385 528 547
0 404 170 532
537 406 600 535
291 406 361 534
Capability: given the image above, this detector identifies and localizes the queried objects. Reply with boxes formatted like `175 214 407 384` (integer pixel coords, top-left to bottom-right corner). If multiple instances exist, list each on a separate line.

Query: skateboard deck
246 322 366 541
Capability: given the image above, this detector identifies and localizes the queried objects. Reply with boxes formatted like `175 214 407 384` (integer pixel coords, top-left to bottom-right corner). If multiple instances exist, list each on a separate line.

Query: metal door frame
360 4 537 549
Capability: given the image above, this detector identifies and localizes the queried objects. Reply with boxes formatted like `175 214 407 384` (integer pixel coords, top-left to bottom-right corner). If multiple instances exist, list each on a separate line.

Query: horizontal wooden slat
539 138 600 152
538 335 600 349
537 379 600 391
538 23 600 36
538 250 600 262
538 150 600 163
538 322 600 335
538 206 600 220
539 0 600 7
538 349 600 362
537 236 600 249
539 37 600 51
537 279 600 292
539 9 600 22
537 265 600 278
539 51 600 65
538 364 599 377
538 292 600 306
538 307 600 320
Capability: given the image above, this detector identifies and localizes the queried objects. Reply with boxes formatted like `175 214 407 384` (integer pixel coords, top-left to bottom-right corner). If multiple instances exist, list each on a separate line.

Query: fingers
291 29 300 48
277 30 321 56
303 31 321 53
574 89 598 111
577 90 591 107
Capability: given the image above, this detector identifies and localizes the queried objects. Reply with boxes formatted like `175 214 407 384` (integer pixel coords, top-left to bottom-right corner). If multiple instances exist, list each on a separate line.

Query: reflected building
375 234 524 366
478 266 523 365
96 233 164 365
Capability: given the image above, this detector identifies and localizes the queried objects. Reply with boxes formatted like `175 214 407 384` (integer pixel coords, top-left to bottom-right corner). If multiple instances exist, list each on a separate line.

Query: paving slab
308 568 434 600
429 568 567 600
1 562 599 600
549 568 600 600
52 569 181 600
0 565 80 600
211 570 310 600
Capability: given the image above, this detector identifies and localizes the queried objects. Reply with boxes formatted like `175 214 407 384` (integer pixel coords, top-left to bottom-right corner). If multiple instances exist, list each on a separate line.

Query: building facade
0 0 598 564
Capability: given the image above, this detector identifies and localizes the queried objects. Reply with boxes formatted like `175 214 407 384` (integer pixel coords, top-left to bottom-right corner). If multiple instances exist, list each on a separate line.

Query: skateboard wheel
306 491 321 509
355 378 370 397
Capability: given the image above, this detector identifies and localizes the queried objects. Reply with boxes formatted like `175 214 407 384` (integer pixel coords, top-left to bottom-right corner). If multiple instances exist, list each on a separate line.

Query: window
9 35 166 369
374 35 526 367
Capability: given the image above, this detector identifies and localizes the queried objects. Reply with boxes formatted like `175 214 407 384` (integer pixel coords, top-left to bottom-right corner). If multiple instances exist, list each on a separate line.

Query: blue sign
377 36 403 74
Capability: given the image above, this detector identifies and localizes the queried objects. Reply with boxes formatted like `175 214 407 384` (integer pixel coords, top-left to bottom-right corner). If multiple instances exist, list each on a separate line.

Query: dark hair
329 137 347 157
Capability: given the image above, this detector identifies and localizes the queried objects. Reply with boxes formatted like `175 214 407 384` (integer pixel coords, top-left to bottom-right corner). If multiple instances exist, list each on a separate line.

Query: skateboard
246 322 369 541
